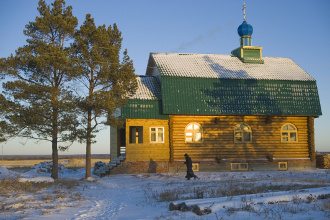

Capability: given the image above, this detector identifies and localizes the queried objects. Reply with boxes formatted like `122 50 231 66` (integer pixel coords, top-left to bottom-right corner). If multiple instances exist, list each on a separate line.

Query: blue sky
0 0 329 155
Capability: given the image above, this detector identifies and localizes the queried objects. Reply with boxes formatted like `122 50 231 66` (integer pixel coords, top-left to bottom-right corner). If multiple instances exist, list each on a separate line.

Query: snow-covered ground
0 163 329 219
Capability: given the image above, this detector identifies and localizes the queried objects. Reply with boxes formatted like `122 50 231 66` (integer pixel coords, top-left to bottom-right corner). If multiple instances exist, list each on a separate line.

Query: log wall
125 119 169 161
307 117 315 161
316 154 330 169
170 115 312 162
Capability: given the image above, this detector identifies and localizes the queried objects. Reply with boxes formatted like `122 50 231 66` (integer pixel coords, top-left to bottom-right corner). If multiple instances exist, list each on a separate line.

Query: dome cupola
237 21 253 37
231 3 264 64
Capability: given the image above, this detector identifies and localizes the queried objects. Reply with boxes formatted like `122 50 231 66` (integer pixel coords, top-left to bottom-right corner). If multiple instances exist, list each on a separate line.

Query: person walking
184 154 198 180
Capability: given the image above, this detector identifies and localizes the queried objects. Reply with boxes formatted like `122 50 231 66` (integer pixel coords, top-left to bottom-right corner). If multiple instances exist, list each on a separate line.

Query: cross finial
242 3 246 21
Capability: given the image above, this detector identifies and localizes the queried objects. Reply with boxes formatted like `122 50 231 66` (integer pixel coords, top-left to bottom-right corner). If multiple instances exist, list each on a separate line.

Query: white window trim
150 127 165 143
185 122 203 143
281 123 298 143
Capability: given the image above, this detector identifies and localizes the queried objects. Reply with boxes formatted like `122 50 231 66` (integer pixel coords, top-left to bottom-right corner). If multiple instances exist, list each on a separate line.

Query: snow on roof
130 76 161 100
150 53 315 81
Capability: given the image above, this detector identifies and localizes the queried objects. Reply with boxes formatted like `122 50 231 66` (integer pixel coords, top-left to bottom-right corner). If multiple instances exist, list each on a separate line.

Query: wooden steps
92 155 126 177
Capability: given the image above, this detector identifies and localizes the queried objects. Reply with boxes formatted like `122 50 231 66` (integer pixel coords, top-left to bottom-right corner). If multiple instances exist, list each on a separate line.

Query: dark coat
184 154 195 178
185 155 193 169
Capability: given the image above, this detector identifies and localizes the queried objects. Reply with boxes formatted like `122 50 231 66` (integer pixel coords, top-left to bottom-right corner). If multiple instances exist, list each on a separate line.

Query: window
281 123 297 142
278 162 288 171
129 126 143 144
185 123 202 143
150 127 164 143
231 163 249 171
234 123 252 143
192 163 199 172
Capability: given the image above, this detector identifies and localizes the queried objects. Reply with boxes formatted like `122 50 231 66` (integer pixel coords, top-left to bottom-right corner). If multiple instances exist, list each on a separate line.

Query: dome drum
240 37 252 47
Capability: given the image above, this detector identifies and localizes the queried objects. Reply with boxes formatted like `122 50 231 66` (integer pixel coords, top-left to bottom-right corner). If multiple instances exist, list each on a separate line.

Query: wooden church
97 7 322 176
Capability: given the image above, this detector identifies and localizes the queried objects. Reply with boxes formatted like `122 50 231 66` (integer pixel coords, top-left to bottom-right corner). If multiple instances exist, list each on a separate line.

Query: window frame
281 123 298 143
129 126 143 144
278 162 288 171
192 163 200 172
150 127 165 143
231 163 249 171
234 123 252 143
185 122 203 143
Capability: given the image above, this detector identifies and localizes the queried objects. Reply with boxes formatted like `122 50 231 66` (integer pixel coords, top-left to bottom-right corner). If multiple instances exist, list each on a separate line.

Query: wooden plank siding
125 119 170 161
170 115 313 162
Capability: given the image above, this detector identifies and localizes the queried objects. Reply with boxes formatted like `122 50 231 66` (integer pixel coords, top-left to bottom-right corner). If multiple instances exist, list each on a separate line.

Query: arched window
281 123 298 142
234 123 252 143
185 123 202 143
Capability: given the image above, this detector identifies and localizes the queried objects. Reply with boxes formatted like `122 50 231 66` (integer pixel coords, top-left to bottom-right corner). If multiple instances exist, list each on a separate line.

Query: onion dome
237 21 253 37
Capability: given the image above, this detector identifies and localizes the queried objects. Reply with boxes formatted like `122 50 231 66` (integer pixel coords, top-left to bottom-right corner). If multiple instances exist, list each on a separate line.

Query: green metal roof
161 77 322 116
122 53 322 118
121 99 168 119
121 76 169 119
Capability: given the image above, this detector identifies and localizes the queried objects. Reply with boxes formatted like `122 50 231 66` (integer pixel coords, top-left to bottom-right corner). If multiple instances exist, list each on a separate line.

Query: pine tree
0 94 9 143
73 14 137 178
0 94 19 143
0 0 78 179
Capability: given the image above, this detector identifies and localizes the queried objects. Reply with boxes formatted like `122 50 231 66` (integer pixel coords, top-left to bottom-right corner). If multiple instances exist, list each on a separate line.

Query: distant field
0 154 110 168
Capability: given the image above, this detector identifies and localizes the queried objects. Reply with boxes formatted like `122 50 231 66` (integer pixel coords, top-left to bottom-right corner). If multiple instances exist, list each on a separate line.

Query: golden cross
242 3 246 20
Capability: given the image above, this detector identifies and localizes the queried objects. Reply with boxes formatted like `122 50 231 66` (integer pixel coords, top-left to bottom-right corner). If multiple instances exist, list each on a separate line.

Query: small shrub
54 191 66 200
0 178 53 196
0 176 85 218
194 187 204 199
226 207 240 215
292 195 302 204
151 189 183 202
317 194 330 200
55 179 80 190
40 210 52 216
42 194 54 202
306 194 316 204
74 192 83 201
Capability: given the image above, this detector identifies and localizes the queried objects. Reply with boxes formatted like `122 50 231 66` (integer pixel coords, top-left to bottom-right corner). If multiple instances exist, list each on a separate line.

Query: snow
130 76 162 100
151 53 316 81
0 165 12 176
0 164 329 219
19 176 54 183
21 161 75 178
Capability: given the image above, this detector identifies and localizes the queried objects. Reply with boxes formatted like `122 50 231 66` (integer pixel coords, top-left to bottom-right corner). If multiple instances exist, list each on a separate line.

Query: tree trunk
51 137 58 179
51 107 59 179
86 109 92 178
